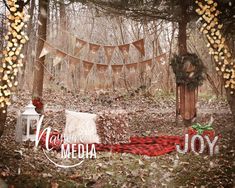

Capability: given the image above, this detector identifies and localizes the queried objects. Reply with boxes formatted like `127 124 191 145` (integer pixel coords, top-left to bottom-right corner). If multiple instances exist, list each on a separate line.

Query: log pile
43 109 131 145
96 110 131 144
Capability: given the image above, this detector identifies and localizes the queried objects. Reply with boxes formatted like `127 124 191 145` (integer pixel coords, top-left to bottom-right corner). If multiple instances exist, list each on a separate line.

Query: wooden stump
177 85 197 126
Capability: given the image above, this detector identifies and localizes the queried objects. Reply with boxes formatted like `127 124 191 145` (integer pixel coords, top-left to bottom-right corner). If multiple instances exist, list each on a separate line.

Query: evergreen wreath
170 53 206 90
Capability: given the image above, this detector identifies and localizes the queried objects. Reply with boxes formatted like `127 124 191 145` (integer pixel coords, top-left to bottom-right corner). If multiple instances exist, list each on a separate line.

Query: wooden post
178 1 197 126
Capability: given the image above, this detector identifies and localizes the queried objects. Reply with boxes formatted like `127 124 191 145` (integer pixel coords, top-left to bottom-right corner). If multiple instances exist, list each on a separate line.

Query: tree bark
226 89 235 124
32 0 49 99
19 0 35 90
0 107 7 138
224 37 235 124
177 1 196 126
0 0 28 138
0 6 7 138
178 20 187 55
178 0 188 55
118 17 130 92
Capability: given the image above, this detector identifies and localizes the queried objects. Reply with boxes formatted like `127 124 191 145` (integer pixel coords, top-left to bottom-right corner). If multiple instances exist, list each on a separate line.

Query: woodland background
0 0 234 187
0 0 231 97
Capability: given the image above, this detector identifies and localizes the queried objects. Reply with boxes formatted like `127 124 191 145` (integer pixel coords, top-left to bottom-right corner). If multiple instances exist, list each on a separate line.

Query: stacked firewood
42 109 131 145
96 110 131 144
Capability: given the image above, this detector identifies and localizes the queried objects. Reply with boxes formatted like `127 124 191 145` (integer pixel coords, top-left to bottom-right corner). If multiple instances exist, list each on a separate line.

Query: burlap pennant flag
39 41 54 58
83 60 94 78
132 39 145 56
126 62 139 73
104 46 115 64
96 64 109 89
140 59 152 71
53 50 67 66
75 38 87 53
89 43 100 54
97 64 109 73
156 53 167 64
69 56 80 64
68 56 80 72
111 64 124 75
118 44 130 60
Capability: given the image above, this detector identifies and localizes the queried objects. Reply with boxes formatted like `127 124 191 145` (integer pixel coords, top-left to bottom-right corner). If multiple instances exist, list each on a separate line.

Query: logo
35 121 96 168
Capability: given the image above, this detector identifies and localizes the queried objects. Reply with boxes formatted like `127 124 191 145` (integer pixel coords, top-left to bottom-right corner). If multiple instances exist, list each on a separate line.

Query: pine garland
170 53 206 90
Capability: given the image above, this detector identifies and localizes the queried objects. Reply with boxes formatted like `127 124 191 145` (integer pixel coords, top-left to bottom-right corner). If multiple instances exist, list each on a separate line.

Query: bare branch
2 0 10 11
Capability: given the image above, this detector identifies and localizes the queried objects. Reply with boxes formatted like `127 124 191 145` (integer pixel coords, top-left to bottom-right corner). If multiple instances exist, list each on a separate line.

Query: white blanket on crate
63 110 100 144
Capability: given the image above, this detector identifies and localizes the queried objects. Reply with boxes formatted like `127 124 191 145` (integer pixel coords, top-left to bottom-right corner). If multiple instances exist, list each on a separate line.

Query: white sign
176 134 219 156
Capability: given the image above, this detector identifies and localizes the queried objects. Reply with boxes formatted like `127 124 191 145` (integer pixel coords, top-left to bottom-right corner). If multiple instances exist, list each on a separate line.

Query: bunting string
37 37 167 75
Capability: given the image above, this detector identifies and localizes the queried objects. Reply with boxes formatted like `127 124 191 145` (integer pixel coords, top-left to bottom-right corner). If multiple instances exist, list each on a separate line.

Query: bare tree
32 0 49 99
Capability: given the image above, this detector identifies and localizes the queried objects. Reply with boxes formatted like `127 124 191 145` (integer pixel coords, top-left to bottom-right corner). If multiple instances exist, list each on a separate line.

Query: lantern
21 102 40 141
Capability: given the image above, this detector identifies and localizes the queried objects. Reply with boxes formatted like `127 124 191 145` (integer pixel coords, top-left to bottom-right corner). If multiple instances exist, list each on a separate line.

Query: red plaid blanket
40 131 184 157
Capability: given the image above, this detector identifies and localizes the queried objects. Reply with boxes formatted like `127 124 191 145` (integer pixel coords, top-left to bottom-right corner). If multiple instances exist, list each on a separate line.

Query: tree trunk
178 20 187 55
178 1 196 126
0 6 7 138
226 89 235 124
224 37 235 124
18 0 36 90
118 17 130 92
178 0 188 55
59 0 67 42
32 0 49 99
0 107 7 137
0 0 28 138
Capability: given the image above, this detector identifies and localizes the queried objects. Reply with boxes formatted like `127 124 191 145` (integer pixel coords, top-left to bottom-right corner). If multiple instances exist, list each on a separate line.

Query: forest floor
0 89 234 188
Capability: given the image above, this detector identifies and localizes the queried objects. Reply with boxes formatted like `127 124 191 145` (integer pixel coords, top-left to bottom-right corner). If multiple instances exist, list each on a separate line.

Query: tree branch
2 0 10 12
24 0 31 5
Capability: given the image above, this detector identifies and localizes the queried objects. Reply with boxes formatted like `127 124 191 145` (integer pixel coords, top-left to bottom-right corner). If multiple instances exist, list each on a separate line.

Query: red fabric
39 131 184 156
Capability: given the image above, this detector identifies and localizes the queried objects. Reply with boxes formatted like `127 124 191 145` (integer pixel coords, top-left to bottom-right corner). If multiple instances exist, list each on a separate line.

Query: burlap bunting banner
96 64 109 73
126 62 139 73
132 39 145 56
95 64 108 89
104 46 115 64
75 38 87 53
118 44 130 60
140 59 152 71
89 43 100 54
38 39 167 78
111 64 124 75
83 60 94 78
68 56 80 71
69 56 80 64
39 42 54 58
53 50 67 67
155 53 167 64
